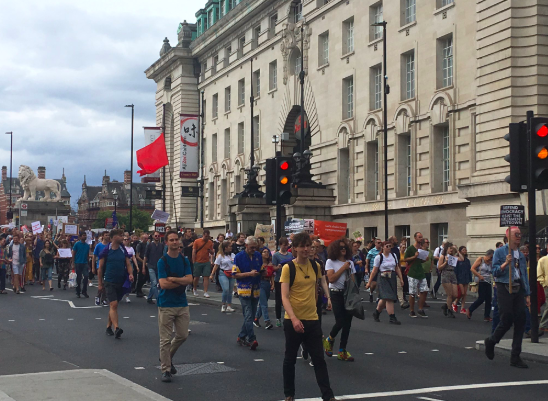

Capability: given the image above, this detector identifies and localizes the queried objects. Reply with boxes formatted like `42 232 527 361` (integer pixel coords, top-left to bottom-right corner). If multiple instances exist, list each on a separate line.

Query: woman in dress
56 239 72 290
23 236 34 289
438 243 463 318
368 241 404 325
39 240 54 291
210 241 236 313
254 248 274 329
453 246 472 314
467 249 494 321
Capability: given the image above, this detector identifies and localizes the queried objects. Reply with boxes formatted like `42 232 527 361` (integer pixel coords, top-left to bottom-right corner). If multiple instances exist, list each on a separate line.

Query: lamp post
113 189 118 228
372 20 389 238
125 104 134 233
199 90 205 228
5 132 12 221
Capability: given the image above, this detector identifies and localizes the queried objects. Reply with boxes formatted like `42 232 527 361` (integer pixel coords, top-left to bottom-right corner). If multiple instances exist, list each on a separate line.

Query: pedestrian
468 249 494 321
226 229 234 239
232 236 261 350
538 253 548 333
33 233 45 284
273 237 295 327
144 231 164 305
157 230 193 383
351 241 365 288
39 240 54 291
254 248 275 330
213 233 225 292
210 240 236 312
323 238 356 361
134 233 148 298
454 246 472 314
92 232 110 305
192 229 214 298
421 238 434 305
403 232 429 318
280 232 337 401
121 236 139 303
438 243 461 318
0 237 7 294
484 226 530 368
7 233 26 294
23 236 34 290
369 240 404 325
432 240 446 298
365 239 382 303
72 232 91 299
97 229 134 339
56 240 72 290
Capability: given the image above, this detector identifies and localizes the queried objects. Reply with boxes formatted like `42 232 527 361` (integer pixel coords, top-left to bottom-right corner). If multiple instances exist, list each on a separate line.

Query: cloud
0 0 203 208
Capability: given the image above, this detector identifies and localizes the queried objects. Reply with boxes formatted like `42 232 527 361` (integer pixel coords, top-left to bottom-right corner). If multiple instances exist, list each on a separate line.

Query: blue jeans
148 268 158 300
255 280 271 322
239 296 259 342
41 267 53 281
218 272 234 304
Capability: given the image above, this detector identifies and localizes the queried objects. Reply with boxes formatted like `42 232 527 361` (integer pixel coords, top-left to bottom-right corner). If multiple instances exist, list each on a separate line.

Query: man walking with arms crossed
157 230 193 383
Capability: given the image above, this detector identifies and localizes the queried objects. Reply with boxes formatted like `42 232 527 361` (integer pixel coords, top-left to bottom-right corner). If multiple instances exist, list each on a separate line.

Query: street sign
181 186 199 198
499 205 525 227
21 210 27 217
146 190 163 200
21 203 28 210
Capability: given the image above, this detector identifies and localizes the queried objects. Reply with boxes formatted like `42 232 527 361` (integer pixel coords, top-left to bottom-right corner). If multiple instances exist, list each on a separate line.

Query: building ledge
433 2 455 16
398 20 417 33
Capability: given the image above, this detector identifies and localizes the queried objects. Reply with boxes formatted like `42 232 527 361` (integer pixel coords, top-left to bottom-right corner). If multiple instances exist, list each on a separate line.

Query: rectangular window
238 122 245 154
220 1 225 17
225 86 231 112
224 128 230 159
343 76 354 119
253 70 261 97
212 133 217 163
440 0 454 7
373 3 383 40
293 2 303 23
343 18 354 54
371 65 382 110
212 94 218 118
437 223 448 248
405 0 416 24
442 126 450 191
442 36 453 87
238 79 245 106
319 31 329 66
269 60 278 90
396 225 411 245
254 25 261 41
270 13 278 29
253 116 260 149
404 51 415 100
239 36 246 55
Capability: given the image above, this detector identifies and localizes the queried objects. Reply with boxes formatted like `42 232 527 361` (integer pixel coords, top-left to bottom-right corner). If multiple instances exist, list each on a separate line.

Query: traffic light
504 122 528 192
263 158 276 205
531 117 548 190
277 157 294 205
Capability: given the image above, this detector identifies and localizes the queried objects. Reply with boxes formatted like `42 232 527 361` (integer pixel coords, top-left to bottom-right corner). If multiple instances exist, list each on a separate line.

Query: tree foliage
91 207 153 232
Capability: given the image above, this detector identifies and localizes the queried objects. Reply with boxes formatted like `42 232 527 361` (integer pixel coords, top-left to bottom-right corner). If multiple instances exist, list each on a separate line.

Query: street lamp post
125 104 134 233
199 90 205 228
372 20 389 238
5 132 13 221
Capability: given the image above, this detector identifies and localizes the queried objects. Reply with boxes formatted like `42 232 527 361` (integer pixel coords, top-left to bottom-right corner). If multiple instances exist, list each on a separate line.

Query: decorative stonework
280 22 312 85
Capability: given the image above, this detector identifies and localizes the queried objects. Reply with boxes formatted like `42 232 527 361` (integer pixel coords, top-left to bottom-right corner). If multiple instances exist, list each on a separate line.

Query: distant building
0 166 71 225
77 170 156 228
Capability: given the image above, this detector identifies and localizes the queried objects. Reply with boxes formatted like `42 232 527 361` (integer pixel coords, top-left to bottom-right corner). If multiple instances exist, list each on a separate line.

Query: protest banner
254 224 276 251
31 221 43 234
313 220 348 246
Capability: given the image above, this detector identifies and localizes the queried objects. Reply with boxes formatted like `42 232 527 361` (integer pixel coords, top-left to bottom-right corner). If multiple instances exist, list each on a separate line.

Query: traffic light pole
527 110 539 343
275 151 282 246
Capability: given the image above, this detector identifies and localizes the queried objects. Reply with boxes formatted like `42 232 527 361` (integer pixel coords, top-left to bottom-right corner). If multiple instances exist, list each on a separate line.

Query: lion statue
18 165 62 202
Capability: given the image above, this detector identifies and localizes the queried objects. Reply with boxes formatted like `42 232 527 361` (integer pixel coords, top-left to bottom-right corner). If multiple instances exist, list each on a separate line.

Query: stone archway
280 105 311 157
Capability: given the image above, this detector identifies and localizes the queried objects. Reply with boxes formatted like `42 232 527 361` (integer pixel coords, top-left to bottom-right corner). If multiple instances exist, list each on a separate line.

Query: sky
0 0 204 210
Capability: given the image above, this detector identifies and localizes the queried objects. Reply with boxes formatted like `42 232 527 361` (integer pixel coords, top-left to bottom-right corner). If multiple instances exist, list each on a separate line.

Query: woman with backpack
368 240 404 325
39 240 55 291
254 248 275 330
467 249 494 321
210 241 236 313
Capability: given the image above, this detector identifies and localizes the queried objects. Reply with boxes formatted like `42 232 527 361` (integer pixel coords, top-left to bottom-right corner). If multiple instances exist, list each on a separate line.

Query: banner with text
143 127 162 182
314 220 348 246
180 115 199 179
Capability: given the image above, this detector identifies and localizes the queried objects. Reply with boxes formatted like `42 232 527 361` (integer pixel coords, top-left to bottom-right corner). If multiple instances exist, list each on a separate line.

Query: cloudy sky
0 0 204 209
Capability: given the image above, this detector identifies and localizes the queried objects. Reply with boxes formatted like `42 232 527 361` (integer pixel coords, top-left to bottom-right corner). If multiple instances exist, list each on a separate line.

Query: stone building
145 0 548 254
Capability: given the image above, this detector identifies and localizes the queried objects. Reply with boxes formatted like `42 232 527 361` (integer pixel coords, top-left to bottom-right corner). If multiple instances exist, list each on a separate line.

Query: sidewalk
476 338 548 365
0 370 171 401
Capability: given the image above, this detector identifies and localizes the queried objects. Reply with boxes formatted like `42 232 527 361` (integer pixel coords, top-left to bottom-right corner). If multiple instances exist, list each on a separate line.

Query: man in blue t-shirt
157 230 193 383
98 229 133 339
72 232 91 298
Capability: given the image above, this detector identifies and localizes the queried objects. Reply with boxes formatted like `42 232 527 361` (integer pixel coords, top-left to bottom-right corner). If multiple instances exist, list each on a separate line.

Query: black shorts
104 282 124 303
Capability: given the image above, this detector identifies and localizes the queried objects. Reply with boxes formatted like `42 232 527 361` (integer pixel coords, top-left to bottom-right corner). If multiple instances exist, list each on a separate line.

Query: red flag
136 133 169 176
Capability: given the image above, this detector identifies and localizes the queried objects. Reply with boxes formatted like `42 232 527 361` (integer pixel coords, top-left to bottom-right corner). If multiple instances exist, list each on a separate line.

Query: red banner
313 220 347 246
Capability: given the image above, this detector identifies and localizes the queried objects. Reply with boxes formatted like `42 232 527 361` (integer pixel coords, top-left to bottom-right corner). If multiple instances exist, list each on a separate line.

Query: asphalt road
1 281 547 401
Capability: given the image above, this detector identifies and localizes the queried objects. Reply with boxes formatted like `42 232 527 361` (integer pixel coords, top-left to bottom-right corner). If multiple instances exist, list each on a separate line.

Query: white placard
151 209 170 223
58 248 72 258
31 221 43 234
447 255 458 267
64 224 78 235
86 230 93 245
417 249 430 261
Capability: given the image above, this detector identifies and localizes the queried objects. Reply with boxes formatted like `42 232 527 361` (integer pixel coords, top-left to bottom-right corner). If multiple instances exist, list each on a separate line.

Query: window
212 94 218 118
224 128 231 159
343 76 354 119
372 3 383 40
225 86 231 112
403 51 415 100
404 0 416 24
221 1 225 17
371 65 382 110
343 17 354 54
318 31 329 65
238 122 245 154
253 70 261 97
364 227 378 241
292 1 303 23
435 223 448 249
270 13 278 29
338 148 350 204
208 9 213 28
208 181 215 220
442 36 453 87
212 133 218 163
253 116 260 149
295 55 302 75
238 79 245 106
397 134 411 197
254 25 261 41
440 0 454 7
395 225 411 244
317 0 331 6
213 54 219 73
239 36 246 54
269 60 278 90
442 126 450 191
366 140 379 200
203 100 206 120
374 142 379 198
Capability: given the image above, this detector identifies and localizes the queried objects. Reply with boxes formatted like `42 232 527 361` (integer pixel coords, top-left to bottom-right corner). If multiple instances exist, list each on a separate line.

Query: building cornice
145 47 193 82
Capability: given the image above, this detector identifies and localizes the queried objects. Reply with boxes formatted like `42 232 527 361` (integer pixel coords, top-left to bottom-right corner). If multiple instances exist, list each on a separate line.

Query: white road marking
284 380 548 401
31 295 54 298
398 351 407 354
254 359 264 362
217 362 224 364
365 353 374 355
32 296 101 309
188 303 200 306
464 347 474 350
39 319 45 321
8 320 14 322
202 314 207 316
62 361 80 368
95 318 102 320
68 319 74 321
431 349 439 352
417 397 444 401
150 316 156 318
134 367 145 370
123 317 130 319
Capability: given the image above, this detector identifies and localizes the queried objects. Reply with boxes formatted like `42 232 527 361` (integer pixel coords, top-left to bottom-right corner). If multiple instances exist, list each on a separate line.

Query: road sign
21 210 27 217
146 190 163 200
181 186 199 198
499 205 525 227
21 203 28 210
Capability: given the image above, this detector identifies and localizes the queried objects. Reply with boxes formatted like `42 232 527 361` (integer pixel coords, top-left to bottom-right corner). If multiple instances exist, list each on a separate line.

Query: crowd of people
1 223 548 399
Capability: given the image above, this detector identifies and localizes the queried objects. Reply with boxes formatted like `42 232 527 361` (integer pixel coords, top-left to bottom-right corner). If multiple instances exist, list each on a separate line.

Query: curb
475 340 548 365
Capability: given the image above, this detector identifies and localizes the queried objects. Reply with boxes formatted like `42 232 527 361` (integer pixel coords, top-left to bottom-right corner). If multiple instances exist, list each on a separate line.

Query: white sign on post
151 209 170 223
31 221 43 234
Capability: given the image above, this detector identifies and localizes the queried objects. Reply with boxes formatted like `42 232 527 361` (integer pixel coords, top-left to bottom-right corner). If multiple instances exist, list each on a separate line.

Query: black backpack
287 259 320 287
43 252 54 265
378 253 399 269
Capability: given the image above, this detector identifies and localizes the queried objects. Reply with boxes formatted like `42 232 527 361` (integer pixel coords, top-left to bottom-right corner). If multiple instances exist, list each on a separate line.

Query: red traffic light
537 125 548 138
280 161 289 170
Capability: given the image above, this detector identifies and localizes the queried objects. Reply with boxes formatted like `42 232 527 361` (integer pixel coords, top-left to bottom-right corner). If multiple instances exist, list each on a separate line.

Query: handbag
469 282 478 293
343 270 365 320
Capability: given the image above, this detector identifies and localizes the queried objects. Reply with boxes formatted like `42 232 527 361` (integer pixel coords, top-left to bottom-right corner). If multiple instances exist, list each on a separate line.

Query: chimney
1 166 6 181
38 166 46 179
124 170 132 185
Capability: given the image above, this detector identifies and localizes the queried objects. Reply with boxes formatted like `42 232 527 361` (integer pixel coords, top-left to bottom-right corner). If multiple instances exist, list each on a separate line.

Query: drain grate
156 362 236 376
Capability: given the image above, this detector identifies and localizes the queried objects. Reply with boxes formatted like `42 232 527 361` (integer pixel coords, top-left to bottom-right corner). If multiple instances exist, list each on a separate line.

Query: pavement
1 276 547 401
476 337 548 365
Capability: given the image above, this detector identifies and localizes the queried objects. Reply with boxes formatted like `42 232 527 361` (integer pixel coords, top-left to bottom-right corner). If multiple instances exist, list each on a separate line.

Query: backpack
287 259 320 288
378 253 399 269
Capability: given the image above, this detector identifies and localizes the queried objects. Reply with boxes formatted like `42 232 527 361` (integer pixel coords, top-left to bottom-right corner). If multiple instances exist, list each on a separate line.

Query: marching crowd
1 224 548 401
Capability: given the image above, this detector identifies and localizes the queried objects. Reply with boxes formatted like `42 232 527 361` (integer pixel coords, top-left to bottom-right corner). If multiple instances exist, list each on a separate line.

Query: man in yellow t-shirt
280 232 337 401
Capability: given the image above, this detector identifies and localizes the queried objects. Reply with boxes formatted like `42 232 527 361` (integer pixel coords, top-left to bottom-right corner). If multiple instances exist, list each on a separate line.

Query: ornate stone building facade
146 0 548 254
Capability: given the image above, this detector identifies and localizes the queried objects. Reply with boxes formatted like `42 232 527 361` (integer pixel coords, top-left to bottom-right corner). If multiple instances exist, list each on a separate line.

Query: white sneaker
204 292 210 298
221 305 226 313
125 297 131 303
193 290 198 296
225 306 235 312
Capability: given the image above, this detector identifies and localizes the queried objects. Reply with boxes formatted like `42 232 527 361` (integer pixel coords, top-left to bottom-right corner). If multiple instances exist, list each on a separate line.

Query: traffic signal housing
504 122 528 192
531 117 548 190
277 157 295 205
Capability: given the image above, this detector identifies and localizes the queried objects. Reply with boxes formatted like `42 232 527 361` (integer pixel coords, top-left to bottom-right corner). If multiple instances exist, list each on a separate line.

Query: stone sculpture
18 165 62 202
